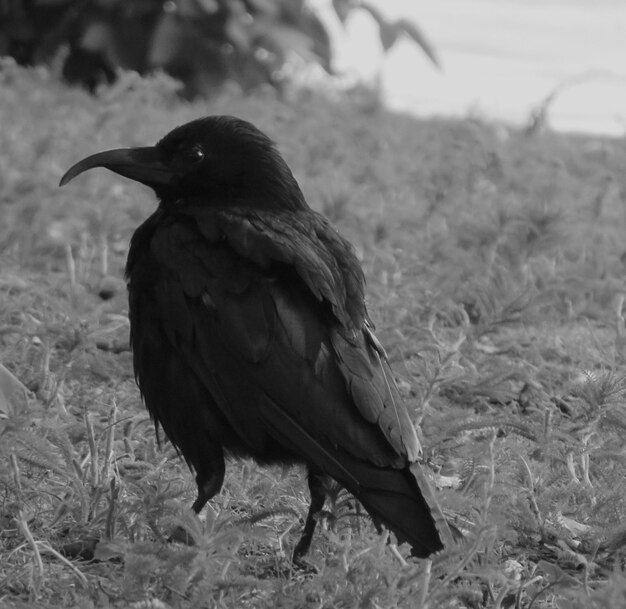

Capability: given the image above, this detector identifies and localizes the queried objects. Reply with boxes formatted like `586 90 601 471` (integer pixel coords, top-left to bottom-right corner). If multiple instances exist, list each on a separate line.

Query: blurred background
344 0 626 136
2 0 625 137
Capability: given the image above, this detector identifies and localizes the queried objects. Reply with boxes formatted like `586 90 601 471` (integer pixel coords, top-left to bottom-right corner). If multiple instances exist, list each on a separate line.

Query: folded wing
131 206 445 556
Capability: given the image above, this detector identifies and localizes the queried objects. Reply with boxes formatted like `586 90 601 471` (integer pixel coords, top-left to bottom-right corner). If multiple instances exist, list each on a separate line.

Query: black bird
60 116 449 560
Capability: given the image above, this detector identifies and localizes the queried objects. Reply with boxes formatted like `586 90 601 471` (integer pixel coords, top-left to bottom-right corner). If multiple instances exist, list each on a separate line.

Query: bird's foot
292 548 319 574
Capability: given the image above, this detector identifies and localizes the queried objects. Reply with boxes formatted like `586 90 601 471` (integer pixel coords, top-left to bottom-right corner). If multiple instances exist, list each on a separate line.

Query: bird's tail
349 461 452 557
256 393 452 557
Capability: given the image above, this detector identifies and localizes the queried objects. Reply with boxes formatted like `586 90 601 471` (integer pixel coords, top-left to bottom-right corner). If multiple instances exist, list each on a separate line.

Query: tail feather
257 393 450 557
354 462 448 557
408 463 456 548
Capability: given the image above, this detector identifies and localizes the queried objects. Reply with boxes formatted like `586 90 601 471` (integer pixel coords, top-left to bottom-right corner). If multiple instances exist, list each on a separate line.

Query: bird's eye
185 146 205 163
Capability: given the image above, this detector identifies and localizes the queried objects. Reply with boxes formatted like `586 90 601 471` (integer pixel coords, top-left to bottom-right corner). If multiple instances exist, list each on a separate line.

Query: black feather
60 115 451 560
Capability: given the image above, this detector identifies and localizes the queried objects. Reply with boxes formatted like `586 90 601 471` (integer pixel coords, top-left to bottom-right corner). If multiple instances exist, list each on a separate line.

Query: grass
1 59 626 608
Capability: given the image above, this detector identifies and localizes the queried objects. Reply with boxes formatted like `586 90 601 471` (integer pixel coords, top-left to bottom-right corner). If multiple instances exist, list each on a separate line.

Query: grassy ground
1 61 626 608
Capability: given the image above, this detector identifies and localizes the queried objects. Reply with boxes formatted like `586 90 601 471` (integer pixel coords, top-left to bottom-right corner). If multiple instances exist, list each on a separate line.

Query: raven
60 116 449 560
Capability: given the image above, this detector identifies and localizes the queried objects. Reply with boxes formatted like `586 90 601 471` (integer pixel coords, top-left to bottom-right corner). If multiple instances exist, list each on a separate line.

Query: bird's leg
293 468 328 563
171 444 224 544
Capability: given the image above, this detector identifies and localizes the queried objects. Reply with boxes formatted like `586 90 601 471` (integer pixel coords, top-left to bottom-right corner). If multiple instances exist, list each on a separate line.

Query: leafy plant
0 0 440 96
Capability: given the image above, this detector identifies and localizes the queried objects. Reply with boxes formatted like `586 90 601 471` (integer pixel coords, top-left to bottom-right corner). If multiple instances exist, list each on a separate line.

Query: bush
0 0 439 97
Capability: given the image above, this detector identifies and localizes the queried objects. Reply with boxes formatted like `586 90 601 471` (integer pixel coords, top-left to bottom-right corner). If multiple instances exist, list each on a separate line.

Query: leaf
559 515 590 538
245 0 278 15
252 21 317 61
0 363 29 419
195 0 220 13
93 538 128 562
358 2 441 68
537 560 581 588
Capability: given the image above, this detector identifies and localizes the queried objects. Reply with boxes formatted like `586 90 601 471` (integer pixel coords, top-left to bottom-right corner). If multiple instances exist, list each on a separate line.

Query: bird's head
60 116 306 209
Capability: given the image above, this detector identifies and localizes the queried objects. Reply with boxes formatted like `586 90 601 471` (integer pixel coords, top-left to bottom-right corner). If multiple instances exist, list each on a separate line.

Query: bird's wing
141 207 422 468
188 205 368 330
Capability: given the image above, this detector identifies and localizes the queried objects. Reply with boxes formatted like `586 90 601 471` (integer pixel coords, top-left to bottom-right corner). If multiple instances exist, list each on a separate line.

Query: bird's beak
60 146 175 189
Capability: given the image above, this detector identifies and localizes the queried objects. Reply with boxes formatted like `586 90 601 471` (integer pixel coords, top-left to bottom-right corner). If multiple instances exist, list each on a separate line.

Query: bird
60 115 450 561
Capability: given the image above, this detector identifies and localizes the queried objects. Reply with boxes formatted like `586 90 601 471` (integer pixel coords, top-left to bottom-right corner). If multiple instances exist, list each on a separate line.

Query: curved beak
60 146 175 189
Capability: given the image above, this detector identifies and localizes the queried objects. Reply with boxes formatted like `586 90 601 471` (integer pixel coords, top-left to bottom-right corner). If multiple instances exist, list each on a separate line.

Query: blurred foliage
0 0 440 97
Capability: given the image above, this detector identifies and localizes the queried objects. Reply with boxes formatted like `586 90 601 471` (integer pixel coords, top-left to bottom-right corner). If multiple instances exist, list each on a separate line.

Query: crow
60 116 450 561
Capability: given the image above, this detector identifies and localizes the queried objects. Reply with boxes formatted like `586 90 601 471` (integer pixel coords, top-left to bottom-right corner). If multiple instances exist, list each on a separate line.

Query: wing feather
142 211 422 469
179 205 366 330
129 209 446 555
